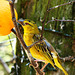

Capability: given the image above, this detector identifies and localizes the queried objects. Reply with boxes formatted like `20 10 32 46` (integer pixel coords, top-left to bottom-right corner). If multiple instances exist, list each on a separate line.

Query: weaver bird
18 19 68 75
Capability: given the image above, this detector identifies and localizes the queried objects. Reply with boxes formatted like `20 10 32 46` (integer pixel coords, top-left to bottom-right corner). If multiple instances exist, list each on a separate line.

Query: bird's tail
54 58 68 75
48 59 56 69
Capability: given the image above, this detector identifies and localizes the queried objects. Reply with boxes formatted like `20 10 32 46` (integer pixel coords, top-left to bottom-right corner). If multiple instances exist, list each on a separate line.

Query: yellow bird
18 19 68 75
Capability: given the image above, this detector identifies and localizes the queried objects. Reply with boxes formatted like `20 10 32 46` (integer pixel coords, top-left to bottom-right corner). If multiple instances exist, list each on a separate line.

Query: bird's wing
44 39 61 63
44 39 57 54
33 34 52 57
44 39 68 75
32 34 55 65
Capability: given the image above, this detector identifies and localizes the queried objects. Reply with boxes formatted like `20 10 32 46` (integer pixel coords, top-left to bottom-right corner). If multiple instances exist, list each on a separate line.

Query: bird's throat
23 33 34 46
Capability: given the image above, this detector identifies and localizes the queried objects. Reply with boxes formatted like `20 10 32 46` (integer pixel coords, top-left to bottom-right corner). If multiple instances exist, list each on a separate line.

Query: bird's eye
28 20 31 22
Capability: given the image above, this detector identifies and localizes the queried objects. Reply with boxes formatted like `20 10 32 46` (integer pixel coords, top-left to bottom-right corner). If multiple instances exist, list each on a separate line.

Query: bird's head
17 19 39 34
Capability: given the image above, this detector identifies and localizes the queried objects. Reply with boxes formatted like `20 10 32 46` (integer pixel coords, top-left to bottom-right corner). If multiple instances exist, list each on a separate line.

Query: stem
47 1 75 11
9 0 44 75
0 57 11 74
40 0 50 39
46 19 75 25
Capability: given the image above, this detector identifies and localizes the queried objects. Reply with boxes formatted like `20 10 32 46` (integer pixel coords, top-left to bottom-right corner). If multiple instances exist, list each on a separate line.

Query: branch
60 56 75 62
46 19 75 25
8 35 16 58
9 0 43 75
38 26 74 40
41 1 75 39
0 38 15 44
40 0 50 40
9 0 28 50
28 40 43 49
47 1 75 11
0 57 11 74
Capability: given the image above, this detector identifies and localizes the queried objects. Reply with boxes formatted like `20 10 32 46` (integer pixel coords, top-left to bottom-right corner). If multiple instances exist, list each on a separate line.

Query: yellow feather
18 19 68 75
52 52 68 75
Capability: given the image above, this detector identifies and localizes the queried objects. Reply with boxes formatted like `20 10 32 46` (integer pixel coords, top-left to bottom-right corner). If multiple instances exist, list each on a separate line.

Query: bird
17 19 68 75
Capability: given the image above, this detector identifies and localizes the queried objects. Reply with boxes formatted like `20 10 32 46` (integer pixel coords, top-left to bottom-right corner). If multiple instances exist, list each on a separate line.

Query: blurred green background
0 0 75 75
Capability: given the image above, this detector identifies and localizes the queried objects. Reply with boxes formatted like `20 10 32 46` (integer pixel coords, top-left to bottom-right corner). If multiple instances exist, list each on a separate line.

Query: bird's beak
17 19 25 26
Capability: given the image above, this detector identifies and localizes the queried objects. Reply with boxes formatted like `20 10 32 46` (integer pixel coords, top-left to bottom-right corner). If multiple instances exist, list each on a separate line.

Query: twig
47 1 75 11
8 35 16 59
0 57 11 74
9 0 28 50
41 1 75 39
46 19 75 25
0 44 11 47
38 27 74 40
60 56 75 62
40 0 50 40
9 0 43 75
0 38 15 44
28 40 43 49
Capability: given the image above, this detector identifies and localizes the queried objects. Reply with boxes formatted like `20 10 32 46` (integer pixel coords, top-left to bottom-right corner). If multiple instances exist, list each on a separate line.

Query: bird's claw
34 61 39 68
29 60 39 68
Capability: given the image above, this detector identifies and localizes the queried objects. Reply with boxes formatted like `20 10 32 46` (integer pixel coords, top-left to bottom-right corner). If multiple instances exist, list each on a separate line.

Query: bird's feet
40 63 48 71
29 60 39 68
34 60 39 68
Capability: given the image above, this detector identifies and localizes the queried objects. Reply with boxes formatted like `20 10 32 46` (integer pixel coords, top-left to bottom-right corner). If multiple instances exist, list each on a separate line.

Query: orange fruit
0 0 18 36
